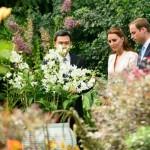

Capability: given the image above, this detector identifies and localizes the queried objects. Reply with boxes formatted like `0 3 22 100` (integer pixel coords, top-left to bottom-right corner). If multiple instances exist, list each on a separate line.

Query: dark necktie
63 57 67 63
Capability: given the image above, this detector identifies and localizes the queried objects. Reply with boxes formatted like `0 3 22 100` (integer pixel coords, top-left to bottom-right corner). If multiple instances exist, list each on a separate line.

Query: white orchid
18 62 29 70
5 72 12 78
42 49 95 93
10 51 23 63
4 51 37 90
9 73 25 89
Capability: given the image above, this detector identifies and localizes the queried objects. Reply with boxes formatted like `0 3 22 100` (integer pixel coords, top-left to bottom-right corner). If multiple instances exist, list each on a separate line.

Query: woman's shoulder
108 53 116 62
109 53 116 58
125 51 138 57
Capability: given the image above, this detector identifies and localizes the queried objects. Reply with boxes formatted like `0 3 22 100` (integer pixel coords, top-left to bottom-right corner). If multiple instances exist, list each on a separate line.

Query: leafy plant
126 126 150 150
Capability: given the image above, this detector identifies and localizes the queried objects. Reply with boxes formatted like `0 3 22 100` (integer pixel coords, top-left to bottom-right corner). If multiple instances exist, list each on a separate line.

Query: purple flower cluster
64 17 77 29
13 34 31 54
61 0 72 13
7 20 20 33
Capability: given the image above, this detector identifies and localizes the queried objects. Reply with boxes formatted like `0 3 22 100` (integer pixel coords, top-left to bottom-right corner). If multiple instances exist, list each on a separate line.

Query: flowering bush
89 72 150 150
6 16 33 55
72 70 150 150
61 0 72 13
4 48 95 111
41 49 95 94
64 17 79 30
5 51 36 90
4 51 38 109
2 15 95 112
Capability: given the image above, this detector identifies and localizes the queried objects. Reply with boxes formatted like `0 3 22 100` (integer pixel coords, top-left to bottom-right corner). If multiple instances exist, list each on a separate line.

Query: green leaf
0 40 13 60
0 65 10 74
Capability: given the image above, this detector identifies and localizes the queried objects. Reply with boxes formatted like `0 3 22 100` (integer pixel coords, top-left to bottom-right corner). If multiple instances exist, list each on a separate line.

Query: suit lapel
144 43 150 57
137 43 150 68
137 55 141 66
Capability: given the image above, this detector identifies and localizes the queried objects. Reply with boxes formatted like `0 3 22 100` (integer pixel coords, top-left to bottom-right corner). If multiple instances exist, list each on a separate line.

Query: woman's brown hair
107 27 132 51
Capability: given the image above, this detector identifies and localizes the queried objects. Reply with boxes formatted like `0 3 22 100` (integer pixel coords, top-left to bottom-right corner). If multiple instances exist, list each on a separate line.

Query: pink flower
123 67 146 81
61 0 72 13
64 17 78 29
7 20 20 32
131 67 146 78
13 34 32 54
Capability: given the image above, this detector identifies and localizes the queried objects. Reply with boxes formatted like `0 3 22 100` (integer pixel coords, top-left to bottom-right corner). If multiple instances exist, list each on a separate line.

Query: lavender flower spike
64 17 77 29
7 20 20 33
13 34 32 54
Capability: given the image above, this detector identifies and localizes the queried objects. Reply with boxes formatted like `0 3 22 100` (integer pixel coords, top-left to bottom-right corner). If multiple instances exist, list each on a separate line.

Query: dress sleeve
128 52 138 69
108 54 114 78
108 55 112 73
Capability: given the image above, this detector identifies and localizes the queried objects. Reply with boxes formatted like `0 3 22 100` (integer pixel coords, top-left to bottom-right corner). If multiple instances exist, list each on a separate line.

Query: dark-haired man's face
55 35 71 57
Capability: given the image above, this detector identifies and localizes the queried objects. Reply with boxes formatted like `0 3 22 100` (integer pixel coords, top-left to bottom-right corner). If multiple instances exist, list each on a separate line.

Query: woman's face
107 33 124 53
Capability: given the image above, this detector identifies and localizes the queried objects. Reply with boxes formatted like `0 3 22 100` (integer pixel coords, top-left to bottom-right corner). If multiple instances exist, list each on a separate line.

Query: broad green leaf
0 40 13 60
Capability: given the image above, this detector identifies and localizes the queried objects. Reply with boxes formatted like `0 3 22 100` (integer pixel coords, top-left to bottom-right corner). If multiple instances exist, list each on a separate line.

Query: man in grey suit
129 18 150 69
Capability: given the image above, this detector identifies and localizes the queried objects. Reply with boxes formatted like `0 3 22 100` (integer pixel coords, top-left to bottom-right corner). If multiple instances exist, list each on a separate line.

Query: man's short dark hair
54 30 72 41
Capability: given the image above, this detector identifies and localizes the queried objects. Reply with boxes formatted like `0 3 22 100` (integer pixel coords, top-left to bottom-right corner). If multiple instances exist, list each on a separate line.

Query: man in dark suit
54 30 84 68
129 18 150 69
54 30 85 118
